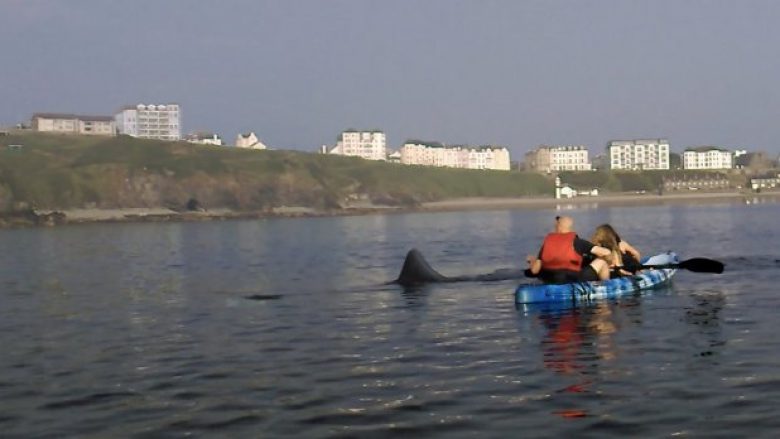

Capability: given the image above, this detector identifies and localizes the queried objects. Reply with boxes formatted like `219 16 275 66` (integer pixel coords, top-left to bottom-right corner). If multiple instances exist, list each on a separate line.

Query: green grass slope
0 133 553 211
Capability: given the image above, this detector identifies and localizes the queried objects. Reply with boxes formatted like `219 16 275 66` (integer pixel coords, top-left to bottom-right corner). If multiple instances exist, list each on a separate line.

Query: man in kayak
526 215 612 284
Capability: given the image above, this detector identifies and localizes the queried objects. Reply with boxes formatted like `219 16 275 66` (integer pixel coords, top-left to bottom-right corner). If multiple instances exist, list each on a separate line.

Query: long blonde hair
591 224 623 266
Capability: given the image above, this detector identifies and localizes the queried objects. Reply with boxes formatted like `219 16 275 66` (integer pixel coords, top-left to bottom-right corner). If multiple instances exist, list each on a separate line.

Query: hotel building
608 139 670 170
524 145 592 172
326 130 387 161
682 147 733 170
115 104 181 141
399 141 511 171
32 113 115 136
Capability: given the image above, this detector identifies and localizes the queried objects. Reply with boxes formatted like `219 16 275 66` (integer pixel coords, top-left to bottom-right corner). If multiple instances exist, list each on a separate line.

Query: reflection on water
683 291 726 359
533 298 639 419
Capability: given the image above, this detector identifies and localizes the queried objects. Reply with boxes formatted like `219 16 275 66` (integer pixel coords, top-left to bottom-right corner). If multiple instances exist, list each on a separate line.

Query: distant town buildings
682 147 733 170
751 174 780 191
115 104 181 141
524 145 592 172
185 132 223 146
663 175 731 192
31 113 115 136
235 132 267 149
399 141 511 171
734 151 776 171
608 139 670 170
325 130 387 161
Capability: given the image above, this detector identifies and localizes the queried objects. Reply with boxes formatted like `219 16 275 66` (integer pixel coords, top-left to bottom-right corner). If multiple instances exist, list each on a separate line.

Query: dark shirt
621 252 641 273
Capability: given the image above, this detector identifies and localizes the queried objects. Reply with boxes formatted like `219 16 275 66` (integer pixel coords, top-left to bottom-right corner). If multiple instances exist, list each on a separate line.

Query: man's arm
574 236 611 259
527 246 543 275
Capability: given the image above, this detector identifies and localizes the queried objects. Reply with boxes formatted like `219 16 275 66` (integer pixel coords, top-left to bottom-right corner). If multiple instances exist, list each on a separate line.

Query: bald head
555 215 574 233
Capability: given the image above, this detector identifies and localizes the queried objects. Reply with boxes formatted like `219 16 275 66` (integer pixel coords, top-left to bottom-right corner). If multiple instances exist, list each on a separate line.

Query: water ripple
2 206 780 437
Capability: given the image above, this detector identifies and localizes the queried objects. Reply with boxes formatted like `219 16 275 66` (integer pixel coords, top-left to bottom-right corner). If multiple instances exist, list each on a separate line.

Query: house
185 132 223 146
32 113 115 136
235 132 267 149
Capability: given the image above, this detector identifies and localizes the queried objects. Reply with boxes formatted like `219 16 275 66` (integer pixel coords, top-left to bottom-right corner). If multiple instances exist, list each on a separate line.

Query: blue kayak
515 252 678 304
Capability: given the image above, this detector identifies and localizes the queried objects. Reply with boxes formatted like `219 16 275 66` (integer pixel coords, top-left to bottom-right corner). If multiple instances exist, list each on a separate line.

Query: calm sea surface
2 200 780 438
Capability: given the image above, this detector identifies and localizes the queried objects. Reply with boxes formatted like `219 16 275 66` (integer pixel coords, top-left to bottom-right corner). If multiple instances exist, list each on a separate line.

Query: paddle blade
678 258 724 274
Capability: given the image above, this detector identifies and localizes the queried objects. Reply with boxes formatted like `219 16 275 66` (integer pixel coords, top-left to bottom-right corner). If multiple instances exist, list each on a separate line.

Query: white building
32 113 115 136
608 139 670 170
185 132 223 146
327 130 386 161
524 145 592 172
235 132 267 149
683 147 733 170
399 141 511 171
115 104 181 141
387 150 402 163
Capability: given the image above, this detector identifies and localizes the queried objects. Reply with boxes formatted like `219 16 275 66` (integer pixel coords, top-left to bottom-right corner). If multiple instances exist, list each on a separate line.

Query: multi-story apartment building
115 104 181 141
235 132 267 149
608 139 670 170
327 130 386 160
524 145 592 172
682 147 733 170
32 113 115 136
399 141 511 171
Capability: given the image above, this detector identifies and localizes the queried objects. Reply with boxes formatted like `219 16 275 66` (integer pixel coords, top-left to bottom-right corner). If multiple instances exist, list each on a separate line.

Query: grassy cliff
0 133 553 212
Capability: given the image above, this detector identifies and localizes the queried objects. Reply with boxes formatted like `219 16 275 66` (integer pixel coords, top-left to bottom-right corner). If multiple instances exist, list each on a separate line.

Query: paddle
640 257 724 274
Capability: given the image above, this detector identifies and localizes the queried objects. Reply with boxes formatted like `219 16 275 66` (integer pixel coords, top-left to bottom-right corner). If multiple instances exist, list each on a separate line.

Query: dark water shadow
398 284 434 307
680 289 726 359
244 294 283 301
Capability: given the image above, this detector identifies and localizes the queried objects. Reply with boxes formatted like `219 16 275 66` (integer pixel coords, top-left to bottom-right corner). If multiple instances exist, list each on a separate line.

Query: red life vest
540 232 582 272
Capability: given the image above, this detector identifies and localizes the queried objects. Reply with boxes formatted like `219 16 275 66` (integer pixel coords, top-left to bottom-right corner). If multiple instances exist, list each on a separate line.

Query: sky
2 0 780 158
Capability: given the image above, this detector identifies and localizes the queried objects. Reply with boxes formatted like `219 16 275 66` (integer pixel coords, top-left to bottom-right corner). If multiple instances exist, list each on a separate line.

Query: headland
0 132 776 228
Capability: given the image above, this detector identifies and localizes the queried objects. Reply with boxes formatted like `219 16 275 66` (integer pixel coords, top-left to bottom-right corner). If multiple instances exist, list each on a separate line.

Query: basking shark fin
394 248 532 286
396 248 451 286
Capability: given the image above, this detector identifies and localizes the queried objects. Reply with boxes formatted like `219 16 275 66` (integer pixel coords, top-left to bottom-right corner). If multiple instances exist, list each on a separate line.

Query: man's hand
526 255 542 275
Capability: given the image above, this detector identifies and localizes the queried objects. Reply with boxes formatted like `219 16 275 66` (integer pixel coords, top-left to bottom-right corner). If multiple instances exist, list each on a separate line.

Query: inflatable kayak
515 252 678 304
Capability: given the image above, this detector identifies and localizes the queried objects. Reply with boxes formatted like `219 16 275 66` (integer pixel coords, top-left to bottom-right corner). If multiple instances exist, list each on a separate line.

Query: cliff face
0 133 552 212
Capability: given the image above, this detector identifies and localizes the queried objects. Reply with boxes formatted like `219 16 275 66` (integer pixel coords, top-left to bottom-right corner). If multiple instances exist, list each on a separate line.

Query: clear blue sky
2 0 779 158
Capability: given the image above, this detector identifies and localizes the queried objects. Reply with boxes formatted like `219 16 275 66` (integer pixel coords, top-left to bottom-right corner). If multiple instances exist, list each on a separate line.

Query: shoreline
3 190 778 228
417 190 780 211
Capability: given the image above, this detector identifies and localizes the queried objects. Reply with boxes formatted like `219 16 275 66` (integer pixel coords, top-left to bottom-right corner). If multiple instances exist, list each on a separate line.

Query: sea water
1 201 779 437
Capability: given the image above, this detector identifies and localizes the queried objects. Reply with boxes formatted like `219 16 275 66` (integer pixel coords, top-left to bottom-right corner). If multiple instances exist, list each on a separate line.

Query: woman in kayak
527 215 612 284
590 224 642 277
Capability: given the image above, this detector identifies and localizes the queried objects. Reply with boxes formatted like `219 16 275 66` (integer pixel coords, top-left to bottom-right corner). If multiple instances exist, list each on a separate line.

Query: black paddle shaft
641 257 724 274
